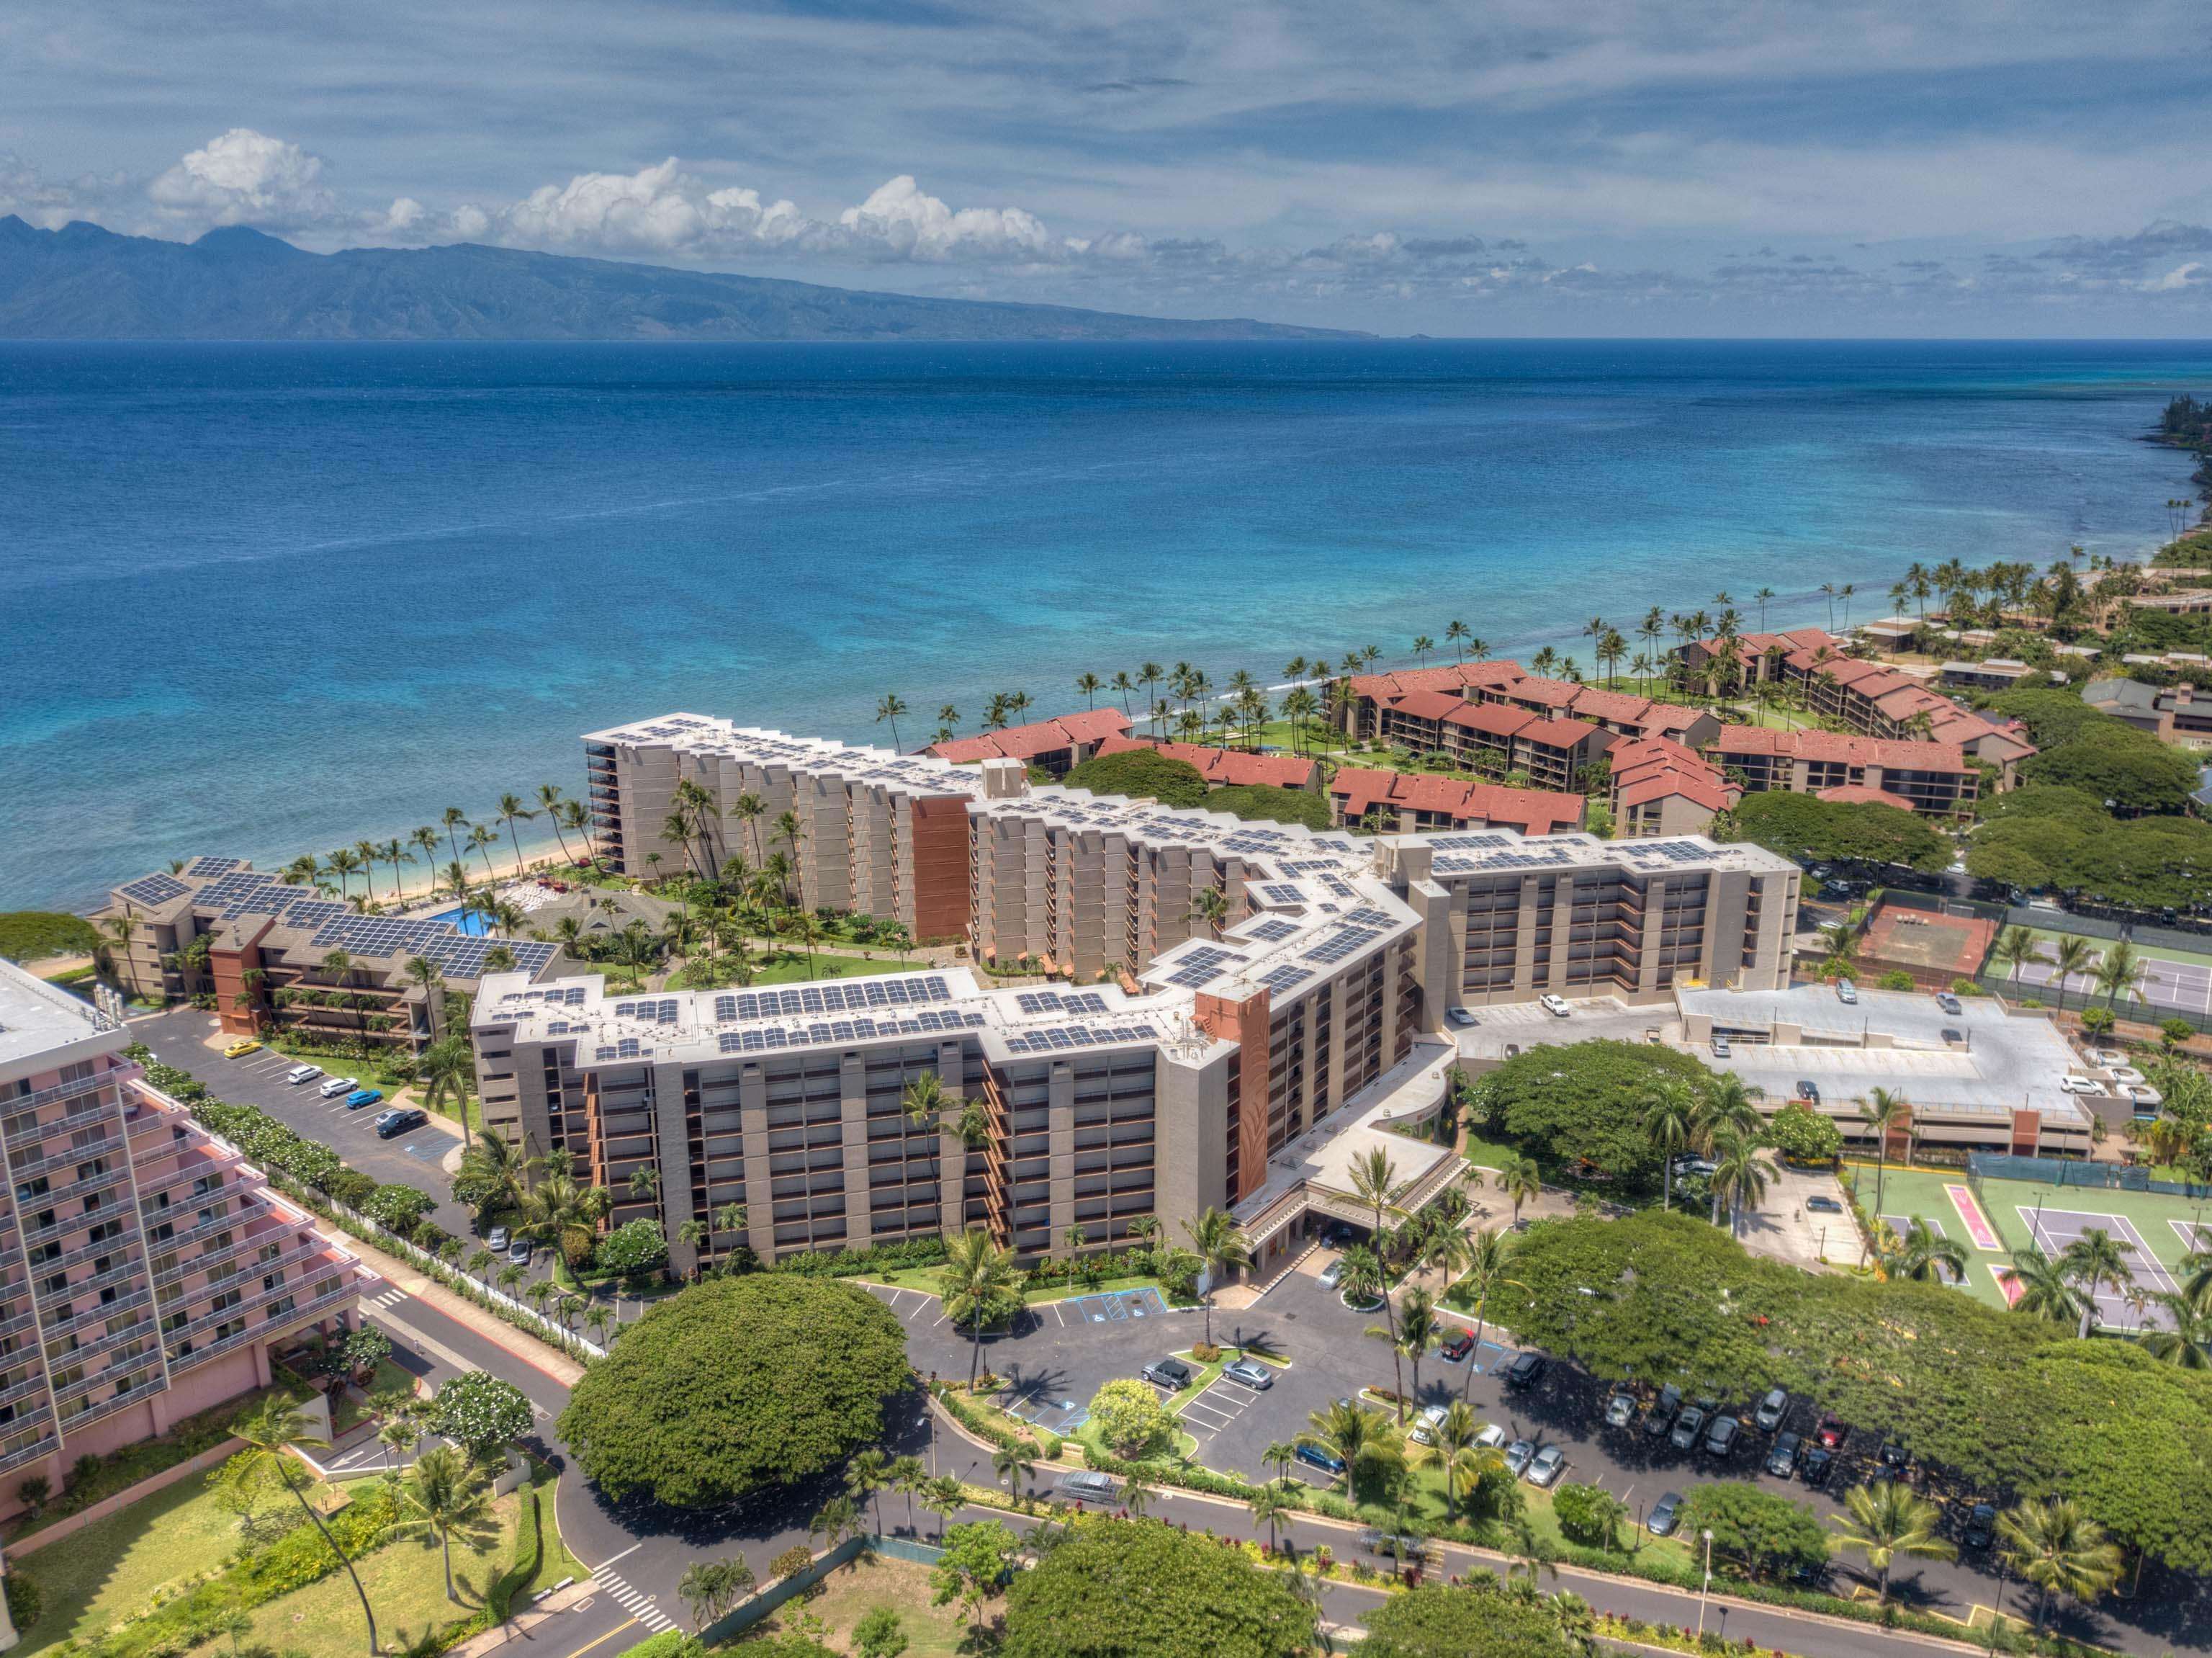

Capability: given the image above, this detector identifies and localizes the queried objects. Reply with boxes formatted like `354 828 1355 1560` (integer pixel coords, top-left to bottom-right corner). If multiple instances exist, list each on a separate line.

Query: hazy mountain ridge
0 218 1361 342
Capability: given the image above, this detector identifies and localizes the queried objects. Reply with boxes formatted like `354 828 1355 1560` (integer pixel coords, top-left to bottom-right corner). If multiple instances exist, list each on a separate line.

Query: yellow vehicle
222 1039 262 1059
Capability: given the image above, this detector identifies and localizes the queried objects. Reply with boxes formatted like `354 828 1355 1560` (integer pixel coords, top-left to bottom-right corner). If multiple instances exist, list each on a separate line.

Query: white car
1711 1036 1732 1059
1408 1404 1449 1446
285 1064 323 1085
1835 980 1858 1005
1475 1422 1508 1450
1446 1008 1478 1029
2057 1076 2105 1095
1317 1258 1346 1289
1526 1444 1568 1487
1539 995 1572 1018
319 1075 358 1100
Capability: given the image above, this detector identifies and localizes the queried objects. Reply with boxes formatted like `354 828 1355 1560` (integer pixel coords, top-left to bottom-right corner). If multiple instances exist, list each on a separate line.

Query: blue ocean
3 339 2208 913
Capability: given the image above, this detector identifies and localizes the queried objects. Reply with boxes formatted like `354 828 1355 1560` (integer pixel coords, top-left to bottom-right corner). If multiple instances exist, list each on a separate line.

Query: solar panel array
712 976 953 1023
1163 945 1241 989
613 998 682 1023
1258 964 1312 994
1015 990 1110 1016
116 872 189 908
184 856 244 877
714 1008 987 1054
1255 884 1308 909
1002 1023 1159 1054
1425 833 1514 852
1244 917 1299 943
1303 923 1385 965
301 913 558 978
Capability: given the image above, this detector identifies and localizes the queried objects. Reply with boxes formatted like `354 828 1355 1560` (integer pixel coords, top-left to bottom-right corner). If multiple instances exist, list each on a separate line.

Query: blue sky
5 0 2211 333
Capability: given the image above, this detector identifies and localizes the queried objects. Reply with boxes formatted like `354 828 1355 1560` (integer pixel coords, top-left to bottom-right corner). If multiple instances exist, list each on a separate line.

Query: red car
1440 1331 1475 1363
1815 1413 1850 1450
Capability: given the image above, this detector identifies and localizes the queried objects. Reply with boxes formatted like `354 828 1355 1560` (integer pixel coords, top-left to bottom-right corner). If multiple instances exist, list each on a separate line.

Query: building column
1047 1061 1077 1253
652 1062 696 1275
1512 876 1542 998
934 1040 968 1240
739 1067 777 1260
840 1054 873 1247
250 1343 271 1387
1636 879 1668 998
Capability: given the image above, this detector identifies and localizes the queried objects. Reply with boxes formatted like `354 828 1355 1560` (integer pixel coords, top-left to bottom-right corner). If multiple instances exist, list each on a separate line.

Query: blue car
1295 1443 1347 1479
345 1087 383 1109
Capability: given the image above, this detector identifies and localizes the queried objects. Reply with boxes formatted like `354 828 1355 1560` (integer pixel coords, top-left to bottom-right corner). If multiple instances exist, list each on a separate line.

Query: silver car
1221 1359 1274 1392
1526 1444 1567 1487
1503 1439 1536 1478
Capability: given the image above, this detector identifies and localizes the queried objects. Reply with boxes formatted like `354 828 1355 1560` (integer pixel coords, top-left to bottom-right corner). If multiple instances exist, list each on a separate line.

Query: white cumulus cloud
836 175 1061 263
148 128 336 228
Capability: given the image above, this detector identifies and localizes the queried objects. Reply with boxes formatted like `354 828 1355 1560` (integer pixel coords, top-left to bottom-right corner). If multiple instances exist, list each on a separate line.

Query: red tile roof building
1607 738 1741 838
1706 725 1979 817
1676 627 1845 689
1328 768 1588 835
927 708 1133 774
1773 651 2035 781
1338 661 1529 740
1089 735 1321 792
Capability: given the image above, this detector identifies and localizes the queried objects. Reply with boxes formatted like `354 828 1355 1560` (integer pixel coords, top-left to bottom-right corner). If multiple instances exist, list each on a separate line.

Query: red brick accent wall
1194 988 1272 1204
908 797 972 945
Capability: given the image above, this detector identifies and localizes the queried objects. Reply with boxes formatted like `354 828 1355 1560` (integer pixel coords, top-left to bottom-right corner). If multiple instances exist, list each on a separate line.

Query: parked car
1527 1445 1568 1487
1877 1440 1910 1476
1941 1027 1964 1045
1711 1036 1732 1059
1357 1530 1434 1561
1801 1446 1835 1488
1754 1387 1789 1432
1670 1407 1707 1451
1936 992 1964 1015
1796 1080 1820 1104
1815 1413 1850 1449
1320 1222 1357 1248
1806 1194 1844 1214
1295 1443 1347 1478
1056 1470 1120 1504
1539 994 1572 1017
1409 1404 1450 1446
1318 1258 1346 1289
1647 1491 1684 1537
506 1237 533 1265
1766 1430 1802 1478
1142 1358 1195 1392
487 1227 511 1252
320 1075 357 1099
1704 1416 1742 1458
1503 1351 1546 1390
374 1107 428 1139
1503 1440 1536 1478
345 1086 383 1109
223 1039 262 1059
285 1064 323 1085
1475 1423 1507 1450
1645 1384 1683 1439
1964 1503 1998 1551
1222 1359 1274 1391
1604 1392 1637 1430
1440 1330 1476 1363
1446 1008 1478 1029
2058 1075 2104 1095
1835 979 1858 1005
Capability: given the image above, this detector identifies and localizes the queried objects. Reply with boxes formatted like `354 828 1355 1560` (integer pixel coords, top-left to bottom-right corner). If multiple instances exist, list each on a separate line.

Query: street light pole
1696 1529 1715 1638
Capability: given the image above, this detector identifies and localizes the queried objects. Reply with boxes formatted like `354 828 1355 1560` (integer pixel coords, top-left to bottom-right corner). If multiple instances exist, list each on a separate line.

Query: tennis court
2014 1204 2181 1328
2012 941 2212 1015
1877 1211 1962 1283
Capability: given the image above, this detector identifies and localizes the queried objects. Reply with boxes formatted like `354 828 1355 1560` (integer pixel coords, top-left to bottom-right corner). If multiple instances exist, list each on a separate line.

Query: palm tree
1883 1218 1967 1284
2049 937 2095 1011
939 1228 1025 1388
403 955 446 1039
222 1396 379 1652
990 1442 1037 1502
1454 1228 1521 1404
494 792 538 879
678 1558 756 1634
2058 1228 2136 1338
393 1446 498 1604
378 838 413 903
1262 1439 1299 1490
875 693 909 750
1384 1286 1441 1412
1298 1399 1400 1497
1995 926 2047 988
418 1034 478 1138
455 1128 534 1223
921 1474 965 1542
809 1495 861 1556
1189 884 1231 941
1830 1482 1955 1606
886 1454 928 1536
1497 1154 1542 1224
1249 1484 1296 1551
518 1172 611 1271
1711 1129 1776 1236
1408 1400 1504 1519
467 823 500 882
2001 1247 2085 1327
1182 1206 1251 1346
1997 1499 2126 1636
1644 1080 1696 1212
2095 941 2144 1012
441 807 472 871
583 1304 615 1347
1857 1087 1911 1218
845 1448 891 1531
2138 1290 2212 1368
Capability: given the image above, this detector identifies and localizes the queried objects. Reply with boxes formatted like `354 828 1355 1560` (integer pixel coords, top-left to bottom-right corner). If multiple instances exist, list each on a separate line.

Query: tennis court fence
1967 1152 2212 1200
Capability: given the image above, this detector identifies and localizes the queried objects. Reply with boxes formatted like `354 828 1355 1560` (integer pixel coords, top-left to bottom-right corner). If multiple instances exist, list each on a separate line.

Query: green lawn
741 1551 972 1656
750 951 928 987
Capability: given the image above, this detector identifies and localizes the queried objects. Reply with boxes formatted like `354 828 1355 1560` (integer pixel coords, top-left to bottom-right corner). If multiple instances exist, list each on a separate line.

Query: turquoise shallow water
1 338 2207 912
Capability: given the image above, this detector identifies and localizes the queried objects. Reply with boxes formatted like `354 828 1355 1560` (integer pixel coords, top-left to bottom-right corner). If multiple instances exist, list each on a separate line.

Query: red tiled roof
1564 686 1655 724
929 707 1130 763
1609 737 1740 815
1442 702 1537 738
1632 704 1709 736
1328 767 1586 835
1708 725 1970 774
1496 676 1583 710
1347 660 1527 702
1091 735 1317 789
1517 717 1602 750
1817 784 1917 811
1382 687 1475 723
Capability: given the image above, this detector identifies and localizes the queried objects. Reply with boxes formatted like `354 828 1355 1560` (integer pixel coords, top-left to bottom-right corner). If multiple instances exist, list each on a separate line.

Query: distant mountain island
0 217 1361 342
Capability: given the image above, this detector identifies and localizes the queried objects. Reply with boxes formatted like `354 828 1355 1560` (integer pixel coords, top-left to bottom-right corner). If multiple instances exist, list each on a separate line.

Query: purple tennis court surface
2017 1206 2179 1330
2013 946 2212 1014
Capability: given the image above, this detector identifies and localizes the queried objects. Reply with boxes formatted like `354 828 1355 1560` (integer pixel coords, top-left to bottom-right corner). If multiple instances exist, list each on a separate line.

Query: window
14 1177 48 1203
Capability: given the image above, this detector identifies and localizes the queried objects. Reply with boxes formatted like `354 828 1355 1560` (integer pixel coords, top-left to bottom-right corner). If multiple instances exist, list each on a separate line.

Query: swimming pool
428 905 493 936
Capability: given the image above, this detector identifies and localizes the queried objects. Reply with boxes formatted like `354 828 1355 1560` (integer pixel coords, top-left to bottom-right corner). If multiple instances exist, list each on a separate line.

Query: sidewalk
334 1229 588 1389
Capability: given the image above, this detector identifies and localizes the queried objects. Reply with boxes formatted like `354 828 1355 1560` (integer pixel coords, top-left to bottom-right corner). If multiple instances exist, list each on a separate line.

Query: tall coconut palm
2058 1229 2136 1339
1830 1482 1955 1606
1181 1206 1251 1348
875 693 909 750
1996 1498 2126 1636
2000 1247 2085 1328
1406 1399 1503 1519
1455 1228 1521 1404
495 792 538 879
1995 926 2047 988
2138 1289 2212 1368
518 1172 611 1271
377 839 413 903
1856 1087 1911 1219
1711 1129 1775 1236
1497 1154 1542 1224
1189 885 1231 941
418 1034 478 1138
1643 1080 1696 1212
404 956 446 1039
2047 936 2094 1011
467 823 500 882
2094 941 2144 1012
222 1396 379 1652
938 1228 1025 1389
1881 1217 1967 1285
1298 1399 1400 1499
393 1446 498 1604
1376 1286 1441 1414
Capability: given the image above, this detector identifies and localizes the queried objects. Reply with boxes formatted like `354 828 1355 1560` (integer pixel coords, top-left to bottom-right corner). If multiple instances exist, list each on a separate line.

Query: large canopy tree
1470 1040 1716 1180
1355 1582 1579 1658
999 1518 1315 1658
1500 1211 2212 1574
1720 790 1950 874
557 1275 910 1508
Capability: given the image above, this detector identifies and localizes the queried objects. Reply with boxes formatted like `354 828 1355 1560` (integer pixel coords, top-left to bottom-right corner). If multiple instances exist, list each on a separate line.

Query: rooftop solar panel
116 872 189 908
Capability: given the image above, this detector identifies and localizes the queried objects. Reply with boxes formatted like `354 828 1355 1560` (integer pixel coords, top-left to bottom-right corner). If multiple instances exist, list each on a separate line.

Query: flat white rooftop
0 958 118 1072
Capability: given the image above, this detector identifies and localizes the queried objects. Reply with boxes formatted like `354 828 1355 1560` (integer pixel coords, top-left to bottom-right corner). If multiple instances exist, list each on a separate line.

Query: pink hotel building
0 959 369 1519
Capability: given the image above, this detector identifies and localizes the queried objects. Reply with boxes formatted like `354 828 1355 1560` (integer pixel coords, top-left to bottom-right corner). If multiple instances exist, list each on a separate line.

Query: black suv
1503 1351 1546 1390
